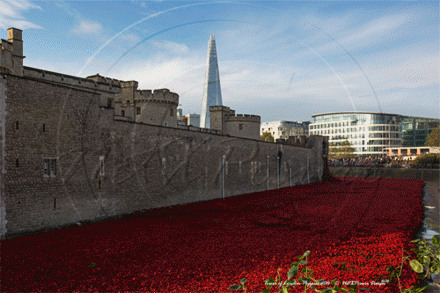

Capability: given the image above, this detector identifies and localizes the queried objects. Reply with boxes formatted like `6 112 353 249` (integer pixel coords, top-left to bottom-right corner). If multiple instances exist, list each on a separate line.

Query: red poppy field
1 177 424 292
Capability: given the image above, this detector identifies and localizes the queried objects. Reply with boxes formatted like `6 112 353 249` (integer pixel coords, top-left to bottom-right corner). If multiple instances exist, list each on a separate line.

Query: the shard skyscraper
200 33 222 128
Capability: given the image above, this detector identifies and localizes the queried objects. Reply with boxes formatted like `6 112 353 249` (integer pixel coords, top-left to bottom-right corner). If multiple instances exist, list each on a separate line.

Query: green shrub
413 154 439 165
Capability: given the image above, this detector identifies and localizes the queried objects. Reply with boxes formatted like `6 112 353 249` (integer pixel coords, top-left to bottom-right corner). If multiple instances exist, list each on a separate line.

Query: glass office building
309 112 402 156
309 112 440 156
401 116 440 147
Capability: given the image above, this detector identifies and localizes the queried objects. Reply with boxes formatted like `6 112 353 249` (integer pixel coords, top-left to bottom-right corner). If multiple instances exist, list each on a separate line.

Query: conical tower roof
200 33 223 128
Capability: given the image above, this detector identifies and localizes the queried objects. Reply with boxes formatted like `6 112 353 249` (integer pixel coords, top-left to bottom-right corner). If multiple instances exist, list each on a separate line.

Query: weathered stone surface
0 74 326 238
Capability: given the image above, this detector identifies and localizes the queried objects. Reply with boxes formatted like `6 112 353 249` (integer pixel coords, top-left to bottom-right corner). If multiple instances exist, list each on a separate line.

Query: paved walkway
423 181 440 293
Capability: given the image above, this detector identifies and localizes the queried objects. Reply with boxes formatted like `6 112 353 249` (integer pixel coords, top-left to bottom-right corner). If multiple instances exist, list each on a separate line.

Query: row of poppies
1 177 424 292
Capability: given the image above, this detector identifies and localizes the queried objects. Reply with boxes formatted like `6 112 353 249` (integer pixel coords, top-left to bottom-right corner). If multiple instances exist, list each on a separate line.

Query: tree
425 126 440 147
414 153 439 165
329 140 355 159
260 132 274 142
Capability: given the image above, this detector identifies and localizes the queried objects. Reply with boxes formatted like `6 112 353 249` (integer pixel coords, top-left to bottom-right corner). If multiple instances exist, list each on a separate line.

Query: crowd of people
328 156 439 169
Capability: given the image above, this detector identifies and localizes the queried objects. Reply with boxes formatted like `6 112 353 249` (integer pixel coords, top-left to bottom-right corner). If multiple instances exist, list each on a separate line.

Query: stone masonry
1 73 327 237
0 28 328 238
210 106 261 140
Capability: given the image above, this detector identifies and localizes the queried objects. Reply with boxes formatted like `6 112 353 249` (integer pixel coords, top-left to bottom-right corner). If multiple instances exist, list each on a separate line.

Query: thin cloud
0 0 42 30
339 14 413 47
55 0 103 37
152 40 189 54
72 20 103 35
120 33 141 44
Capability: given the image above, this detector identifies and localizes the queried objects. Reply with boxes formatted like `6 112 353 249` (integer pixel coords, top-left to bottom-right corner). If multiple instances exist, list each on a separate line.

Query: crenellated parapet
87 74 122 87
209 105 261 140
145 89 179 105
114 85 179 127
226 114 261 123
23 68 122 93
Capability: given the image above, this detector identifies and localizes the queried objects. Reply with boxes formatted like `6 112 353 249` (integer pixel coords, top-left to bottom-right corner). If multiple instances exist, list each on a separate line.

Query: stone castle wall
225 119 261 140
24 67 121 93
209 106 262 140
1 74 327 238
115 88 179 127
0 41 14 74
225 114 261 140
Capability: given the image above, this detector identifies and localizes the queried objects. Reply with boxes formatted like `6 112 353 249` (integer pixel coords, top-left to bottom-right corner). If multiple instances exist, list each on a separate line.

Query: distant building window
15 159 19 168
136 107 141 115
170 108 174 117
121 109 125 117
15 121 19 130
43 158 57 177
107 98 112 108
164 122 168 127
42 124 46 132
239 123 244 130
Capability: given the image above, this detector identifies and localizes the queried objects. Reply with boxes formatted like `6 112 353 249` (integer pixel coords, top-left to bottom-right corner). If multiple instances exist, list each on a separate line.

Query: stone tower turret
1 28 24 76
7 28 24 76
209 106 231 133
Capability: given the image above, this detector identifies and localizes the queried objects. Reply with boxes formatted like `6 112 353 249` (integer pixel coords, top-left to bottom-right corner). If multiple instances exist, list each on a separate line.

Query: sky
1 0 438 122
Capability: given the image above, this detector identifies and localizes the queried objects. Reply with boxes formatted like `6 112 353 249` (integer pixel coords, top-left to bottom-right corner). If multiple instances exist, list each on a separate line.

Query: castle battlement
120 80 138 88
1 39 12 51
210 105 230 112
226 114 261 122
23 67 121 93
116 88 179 105
147 89 179 103
138 89 153 95
87 74 122 86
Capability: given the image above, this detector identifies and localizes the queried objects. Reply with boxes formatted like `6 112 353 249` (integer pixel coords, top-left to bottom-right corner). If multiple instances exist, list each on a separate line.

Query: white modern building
260 121 310 140
177 104 183 121
309 112 403 157
309 111 440 157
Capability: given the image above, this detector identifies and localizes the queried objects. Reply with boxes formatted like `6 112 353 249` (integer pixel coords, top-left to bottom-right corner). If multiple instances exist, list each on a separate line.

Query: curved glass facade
309 112 402 156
